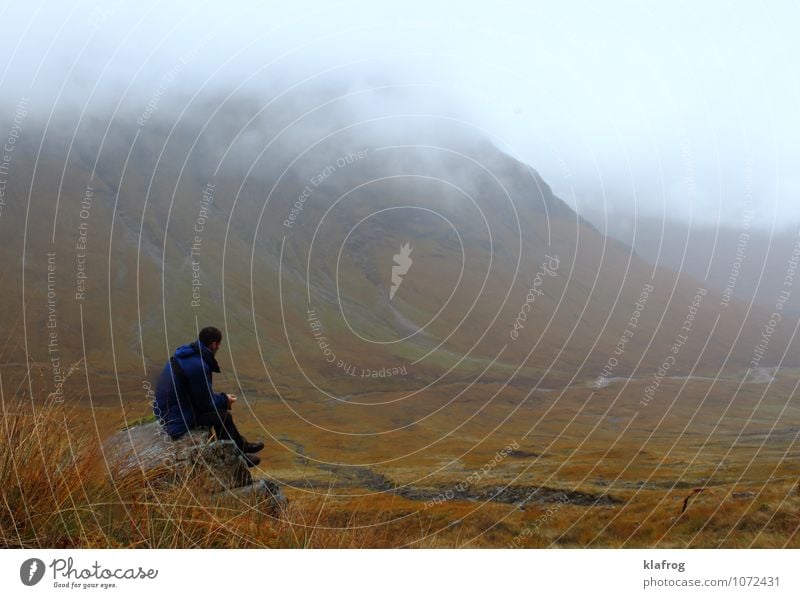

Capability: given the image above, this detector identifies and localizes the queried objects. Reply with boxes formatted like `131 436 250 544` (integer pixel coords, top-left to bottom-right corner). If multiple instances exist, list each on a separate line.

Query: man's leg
194 409 245 451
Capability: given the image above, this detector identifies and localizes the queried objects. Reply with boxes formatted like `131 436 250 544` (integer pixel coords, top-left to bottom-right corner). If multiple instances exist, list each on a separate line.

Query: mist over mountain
2 80 797 415
586 214 800 318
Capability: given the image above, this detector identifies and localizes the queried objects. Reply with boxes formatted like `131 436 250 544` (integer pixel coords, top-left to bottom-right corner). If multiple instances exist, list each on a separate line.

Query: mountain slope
1 91 796 412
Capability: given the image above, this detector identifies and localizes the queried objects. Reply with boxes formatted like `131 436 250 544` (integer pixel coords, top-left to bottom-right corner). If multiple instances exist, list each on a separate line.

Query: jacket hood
174 342 198 358
173 341 221 372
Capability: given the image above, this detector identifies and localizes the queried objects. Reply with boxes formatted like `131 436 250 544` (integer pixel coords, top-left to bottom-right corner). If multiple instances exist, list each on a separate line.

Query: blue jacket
154 341 229 438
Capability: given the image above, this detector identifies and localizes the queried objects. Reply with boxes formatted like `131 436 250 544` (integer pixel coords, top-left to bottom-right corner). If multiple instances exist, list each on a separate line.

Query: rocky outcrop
103 422 286 513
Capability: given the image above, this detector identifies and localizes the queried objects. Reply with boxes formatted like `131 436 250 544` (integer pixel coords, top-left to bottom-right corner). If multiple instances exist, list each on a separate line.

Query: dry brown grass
0 395 438 548
3 393 799 548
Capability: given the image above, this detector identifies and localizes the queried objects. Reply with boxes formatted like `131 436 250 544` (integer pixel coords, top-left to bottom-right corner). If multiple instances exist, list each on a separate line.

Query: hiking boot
241 453 261 468
243 440 264 454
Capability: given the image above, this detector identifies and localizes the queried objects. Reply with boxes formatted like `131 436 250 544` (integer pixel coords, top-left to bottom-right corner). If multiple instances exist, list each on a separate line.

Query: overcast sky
2 0 798 230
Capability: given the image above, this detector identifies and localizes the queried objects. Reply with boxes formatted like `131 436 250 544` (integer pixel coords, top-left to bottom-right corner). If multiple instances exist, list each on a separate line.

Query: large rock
103 421 286 512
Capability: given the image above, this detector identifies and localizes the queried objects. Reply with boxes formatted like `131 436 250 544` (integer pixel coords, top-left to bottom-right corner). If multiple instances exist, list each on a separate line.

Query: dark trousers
193 409 245 451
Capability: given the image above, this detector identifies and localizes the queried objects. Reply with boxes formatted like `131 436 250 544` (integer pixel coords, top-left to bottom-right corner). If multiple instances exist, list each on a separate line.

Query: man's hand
227 394 237 408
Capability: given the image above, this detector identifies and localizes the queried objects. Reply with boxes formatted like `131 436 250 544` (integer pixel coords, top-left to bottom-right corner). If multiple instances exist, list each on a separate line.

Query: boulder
210 479 288 509
103 421 286 512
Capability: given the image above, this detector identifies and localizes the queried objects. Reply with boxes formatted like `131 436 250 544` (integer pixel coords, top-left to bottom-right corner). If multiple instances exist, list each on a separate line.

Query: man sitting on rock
154 326 264 467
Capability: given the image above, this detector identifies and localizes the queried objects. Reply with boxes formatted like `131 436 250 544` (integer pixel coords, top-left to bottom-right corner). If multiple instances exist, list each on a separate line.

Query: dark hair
198 326 223 347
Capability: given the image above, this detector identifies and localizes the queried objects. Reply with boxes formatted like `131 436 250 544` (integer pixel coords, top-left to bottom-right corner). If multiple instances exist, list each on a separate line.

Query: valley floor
3 367 799 547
